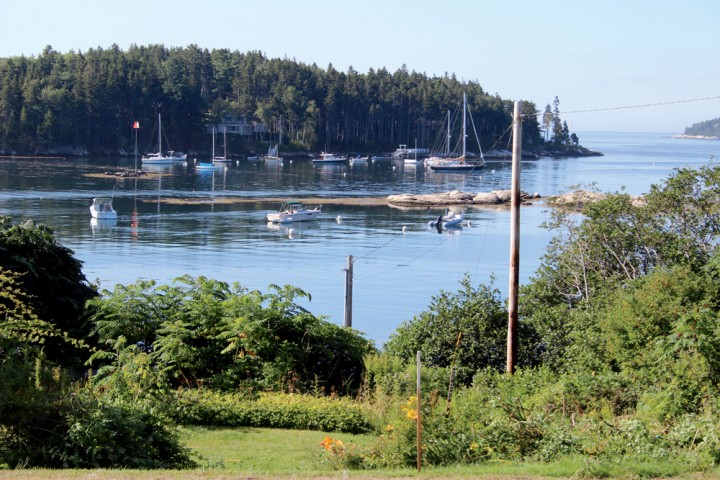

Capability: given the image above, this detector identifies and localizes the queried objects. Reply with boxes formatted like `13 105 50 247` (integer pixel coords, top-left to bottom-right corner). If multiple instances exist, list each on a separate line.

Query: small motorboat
428 210 463 228
90 197 117 220
312 152 348 164
267 201 322 223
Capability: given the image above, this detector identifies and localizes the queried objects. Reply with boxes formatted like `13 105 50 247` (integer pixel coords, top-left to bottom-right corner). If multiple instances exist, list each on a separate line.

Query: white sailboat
264 117 284 161
211 126 232 164
142 114 186 164
427 92 484 172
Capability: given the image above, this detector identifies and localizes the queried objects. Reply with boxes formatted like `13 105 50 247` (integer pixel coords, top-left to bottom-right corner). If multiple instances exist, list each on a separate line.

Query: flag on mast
133 121 139 129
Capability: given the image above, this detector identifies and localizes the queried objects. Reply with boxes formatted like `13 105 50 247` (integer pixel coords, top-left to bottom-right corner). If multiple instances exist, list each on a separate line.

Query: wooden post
416 351 422 472
507 100 522 375
344 255 353 328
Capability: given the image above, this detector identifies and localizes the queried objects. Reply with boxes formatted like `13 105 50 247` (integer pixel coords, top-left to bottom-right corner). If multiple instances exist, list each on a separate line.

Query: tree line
0 44 555 155
684 117 720 137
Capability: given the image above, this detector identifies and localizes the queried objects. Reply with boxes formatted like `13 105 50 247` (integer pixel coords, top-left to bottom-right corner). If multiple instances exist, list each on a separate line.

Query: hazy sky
2 0 718 133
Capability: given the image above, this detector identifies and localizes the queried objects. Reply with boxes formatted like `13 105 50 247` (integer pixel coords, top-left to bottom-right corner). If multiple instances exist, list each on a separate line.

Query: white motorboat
267 201 322 223
90 197 117 219
312 152 348 164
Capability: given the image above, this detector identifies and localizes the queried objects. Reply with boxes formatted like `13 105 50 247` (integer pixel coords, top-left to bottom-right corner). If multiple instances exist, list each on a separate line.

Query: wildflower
320 436 334 451
401 395 418 420
385 424 394 432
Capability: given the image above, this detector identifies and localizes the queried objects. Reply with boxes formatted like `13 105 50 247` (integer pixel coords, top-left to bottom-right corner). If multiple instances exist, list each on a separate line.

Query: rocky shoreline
387 189 541 207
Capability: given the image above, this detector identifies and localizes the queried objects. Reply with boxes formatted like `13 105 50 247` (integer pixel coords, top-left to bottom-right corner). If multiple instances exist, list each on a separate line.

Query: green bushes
87 277 374 395
63 395 196 469
171 390 373 433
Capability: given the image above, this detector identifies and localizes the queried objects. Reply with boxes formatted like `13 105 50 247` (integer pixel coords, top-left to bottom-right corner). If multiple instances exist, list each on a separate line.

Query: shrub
63 395 196 469
171 390 373 433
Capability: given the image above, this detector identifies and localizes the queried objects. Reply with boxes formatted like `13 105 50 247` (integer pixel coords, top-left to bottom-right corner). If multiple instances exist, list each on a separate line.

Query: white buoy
402 225 407 234
336 215 342 223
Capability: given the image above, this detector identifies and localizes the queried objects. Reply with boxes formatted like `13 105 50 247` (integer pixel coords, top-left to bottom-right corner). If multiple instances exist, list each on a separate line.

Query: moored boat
428 209 464 228
90 197 117 219
427 92 485 173
267 201 322 223
142 114 184 164
312 152 348 164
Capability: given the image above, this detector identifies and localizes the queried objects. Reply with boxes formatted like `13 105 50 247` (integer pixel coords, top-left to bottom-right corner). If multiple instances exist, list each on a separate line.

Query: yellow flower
469 442 479 451
385 424 394 432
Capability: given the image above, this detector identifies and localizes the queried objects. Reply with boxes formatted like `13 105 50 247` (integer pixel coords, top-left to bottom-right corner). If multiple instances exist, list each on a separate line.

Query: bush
63 396 196 469
171 390 373 433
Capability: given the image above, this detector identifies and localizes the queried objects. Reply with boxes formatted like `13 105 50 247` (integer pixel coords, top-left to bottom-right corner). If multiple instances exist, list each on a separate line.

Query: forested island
0 44 598 158
681 117 720 139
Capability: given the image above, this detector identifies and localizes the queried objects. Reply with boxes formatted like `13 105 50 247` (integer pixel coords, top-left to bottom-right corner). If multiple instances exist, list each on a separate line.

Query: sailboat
264 117 283 161
141 114 186 164
211 126 232 164
195 126 226 170
427 92 484 172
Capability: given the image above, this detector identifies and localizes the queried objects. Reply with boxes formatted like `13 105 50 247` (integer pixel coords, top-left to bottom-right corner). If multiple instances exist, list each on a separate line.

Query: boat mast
445 110 451 156
462 92 467 160
158 113 162 155
223 126 227 158
212 126 216 158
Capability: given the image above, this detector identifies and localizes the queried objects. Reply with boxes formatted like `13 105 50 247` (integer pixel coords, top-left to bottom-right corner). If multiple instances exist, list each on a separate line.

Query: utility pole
507 100 522 374
344 255 353 327
416 351 422 472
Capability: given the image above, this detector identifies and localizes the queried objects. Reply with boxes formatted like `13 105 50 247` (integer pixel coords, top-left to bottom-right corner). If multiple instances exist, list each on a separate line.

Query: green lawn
1 427 719 479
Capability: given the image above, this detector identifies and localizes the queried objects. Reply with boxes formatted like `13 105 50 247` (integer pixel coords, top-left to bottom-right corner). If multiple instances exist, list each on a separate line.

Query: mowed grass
1 427 719 479
180 426 376 474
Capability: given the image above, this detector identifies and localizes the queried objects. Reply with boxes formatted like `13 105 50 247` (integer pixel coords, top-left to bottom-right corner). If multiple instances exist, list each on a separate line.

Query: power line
526 95 720 116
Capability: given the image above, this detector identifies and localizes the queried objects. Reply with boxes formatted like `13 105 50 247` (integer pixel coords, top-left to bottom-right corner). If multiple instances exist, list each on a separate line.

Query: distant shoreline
673 134 720 140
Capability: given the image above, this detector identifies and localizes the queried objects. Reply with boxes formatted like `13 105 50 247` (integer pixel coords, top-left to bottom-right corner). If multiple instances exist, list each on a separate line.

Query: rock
473 192 501 203
387 189 539 206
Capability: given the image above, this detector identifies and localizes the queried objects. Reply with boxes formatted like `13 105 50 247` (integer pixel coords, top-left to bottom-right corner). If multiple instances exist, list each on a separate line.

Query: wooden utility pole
507 100 522 374
416 351 422 472
344 255 353 327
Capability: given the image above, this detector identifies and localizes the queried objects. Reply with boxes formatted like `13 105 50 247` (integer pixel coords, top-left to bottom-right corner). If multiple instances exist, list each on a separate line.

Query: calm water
1 132 717 346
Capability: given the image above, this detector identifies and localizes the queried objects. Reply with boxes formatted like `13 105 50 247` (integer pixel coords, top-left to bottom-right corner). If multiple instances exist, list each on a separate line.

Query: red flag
133 121 139 129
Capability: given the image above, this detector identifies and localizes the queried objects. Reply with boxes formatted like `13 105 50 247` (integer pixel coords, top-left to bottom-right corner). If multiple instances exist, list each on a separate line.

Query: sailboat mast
223 126 227 158
158 113 162 155
212 126 216 158
462 92 467 158
446 110 451 156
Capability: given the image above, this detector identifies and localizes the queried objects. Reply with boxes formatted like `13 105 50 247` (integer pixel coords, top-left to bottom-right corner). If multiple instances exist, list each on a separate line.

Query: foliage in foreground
319 368 720 473
86 276 374 396
0 216 97 367
0 358 194 469
170 390 373 434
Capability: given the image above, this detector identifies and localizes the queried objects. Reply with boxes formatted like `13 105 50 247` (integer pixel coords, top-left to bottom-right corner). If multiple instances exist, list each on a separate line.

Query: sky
1 0 719 133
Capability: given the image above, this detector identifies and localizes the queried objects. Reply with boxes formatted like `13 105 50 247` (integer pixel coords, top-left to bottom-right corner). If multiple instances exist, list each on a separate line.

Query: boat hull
267 210 321 223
